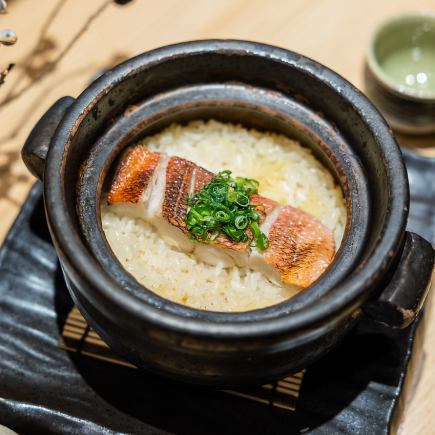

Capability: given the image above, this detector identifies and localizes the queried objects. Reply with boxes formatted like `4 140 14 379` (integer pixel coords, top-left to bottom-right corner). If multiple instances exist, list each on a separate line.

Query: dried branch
0 63 14 87
0 0 111 110
52 0 112 68
0 63 96 145
1 0 68 104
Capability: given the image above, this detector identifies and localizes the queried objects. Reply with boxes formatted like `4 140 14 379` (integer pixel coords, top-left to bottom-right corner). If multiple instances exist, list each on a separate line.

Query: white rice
101 120 346 312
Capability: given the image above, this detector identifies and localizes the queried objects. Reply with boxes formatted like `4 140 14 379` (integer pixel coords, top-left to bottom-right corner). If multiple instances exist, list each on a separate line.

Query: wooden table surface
1 1 435 433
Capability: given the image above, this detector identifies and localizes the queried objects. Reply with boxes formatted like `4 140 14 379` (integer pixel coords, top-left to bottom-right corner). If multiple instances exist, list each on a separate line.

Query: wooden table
1 1 434 433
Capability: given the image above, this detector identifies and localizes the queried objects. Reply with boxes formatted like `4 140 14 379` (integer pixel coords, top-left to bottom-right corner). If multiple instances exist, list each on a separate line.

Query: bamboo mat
60 306 304 412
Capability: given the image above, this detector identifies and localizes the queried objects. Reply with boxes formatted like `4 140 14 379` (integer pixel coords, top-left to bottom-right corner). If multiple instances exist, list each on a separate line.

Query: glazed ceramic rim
45 40 409 338
367 11 435 102
75 82 370 323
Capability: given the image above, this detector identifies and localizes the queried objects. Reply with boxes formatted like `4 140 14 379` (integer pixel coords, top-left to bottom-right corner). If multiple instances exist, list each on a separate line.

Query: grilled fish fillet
107 145 335 288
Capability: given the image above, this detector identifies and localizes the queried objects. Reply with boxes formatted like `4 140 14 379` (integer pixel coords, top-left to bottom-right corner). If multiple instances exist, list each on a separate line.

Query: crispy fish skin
108 145 336 288
107 147 160 205
249 194 279 223
193 166 214 192
162 156 196 232
263 205 335 287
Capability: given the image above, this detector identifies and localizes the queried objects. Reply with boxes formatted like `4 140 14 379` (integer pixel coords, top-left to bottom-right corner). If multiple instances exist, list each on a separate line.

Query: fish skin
193 166 214 192
108 145 336 288
107 146 160 205
263 205 335 287
162 156 196 232
249 194 279 224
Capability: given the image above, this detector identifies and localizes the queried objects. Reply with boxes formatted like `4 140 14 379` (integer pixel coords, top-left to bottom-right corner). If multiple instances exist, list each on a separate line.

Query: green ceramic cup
365 12 435 134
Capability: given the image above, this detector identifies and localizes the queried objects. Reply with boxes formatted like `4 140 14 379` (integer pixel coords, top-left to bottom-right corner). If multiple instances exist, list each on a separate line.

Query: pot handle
364 232 434 328
22 96 75 181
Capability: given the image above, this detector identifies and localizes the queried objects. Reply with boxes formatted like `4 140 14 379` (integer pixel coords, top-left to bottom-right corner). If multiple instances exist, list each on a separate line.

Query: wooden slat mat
59 306 304 411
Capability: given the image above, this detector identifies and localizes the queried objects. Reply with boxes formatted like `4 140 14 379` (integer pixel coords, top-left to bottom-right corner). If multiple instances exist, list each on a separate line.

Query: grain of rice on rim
102 120 346 312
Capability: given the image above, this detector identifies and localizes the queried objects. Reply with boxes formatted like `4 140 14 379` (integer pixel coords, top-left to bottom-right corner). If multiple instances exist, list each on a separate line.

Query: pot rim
44 39 409 338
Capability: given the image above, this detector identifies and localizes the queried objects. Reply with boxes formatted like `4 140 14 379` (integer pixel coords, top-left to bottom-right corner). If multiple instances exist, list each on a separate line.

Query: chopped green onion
234 215 248 229
186 215 197 227
256 232 269 251
189 209 200 220
236 194 249 207
216 210 231 222
250 221 261 238
207 230 220 241
202 216 217 228
185 170 269 251
191 226 204 237
227 191 238 203
251 211 260 221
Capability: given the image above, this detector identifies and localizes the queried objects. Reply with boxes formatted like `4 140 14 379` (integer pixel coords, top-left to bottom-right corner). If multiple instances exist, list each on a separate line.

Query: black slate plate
403 149 435 244
0 148 433 435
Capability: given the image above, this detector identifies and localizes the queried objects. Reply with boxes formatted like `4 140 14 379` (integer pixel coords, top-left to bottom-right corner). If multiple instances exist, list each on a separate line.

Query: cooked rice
101 120 346 312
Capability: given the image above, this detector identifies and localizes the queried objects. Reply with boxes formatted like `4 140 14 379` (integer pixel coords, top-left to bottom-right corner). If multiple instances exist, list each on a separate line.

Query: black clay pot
22 40 434 386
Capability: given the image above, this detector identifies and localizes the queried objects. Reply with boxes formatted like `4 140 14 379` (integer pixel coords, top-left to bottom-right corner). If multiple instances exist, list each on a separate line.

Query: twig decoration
0 0 112 109
0 63 14 86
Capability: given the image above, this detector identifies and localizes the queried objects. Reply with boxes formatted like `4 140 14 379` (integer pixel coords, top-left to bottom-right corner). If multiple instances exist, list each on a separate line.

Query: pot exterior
59 257 361 385
22 40 431 386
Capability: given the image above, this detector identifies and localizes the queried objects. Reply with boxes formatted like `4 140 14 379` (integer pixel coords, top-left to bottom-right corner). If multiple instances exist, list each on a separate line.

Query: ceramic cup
365 12 435 134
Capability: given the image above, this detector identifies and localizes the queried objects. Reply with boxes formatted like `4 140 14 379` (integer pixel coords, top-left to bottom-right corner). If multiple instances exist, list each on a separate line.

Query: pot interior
76 84 370 319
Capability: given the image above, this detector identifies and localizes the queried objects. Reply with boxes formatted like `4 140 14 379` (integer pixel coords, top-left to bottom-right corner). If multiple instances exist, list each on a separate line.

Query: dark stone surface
403 148 435 244
0 147 432 434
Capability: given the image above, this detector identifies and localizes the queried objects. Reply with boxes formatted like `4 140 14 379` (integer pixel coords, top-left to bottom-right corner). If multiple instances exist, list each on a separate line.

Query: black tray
0 148 433 435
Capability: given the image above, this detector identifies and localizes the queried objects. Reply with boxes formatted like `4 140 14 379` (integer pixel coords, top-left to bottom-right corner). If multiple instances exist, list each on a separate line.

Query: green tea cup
365 12 435 134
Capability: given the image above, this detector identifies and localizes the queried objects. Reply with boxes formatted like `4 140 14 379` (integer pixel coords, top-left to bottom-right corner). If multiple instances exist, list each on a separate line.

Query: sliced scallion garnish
185 170 269 250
